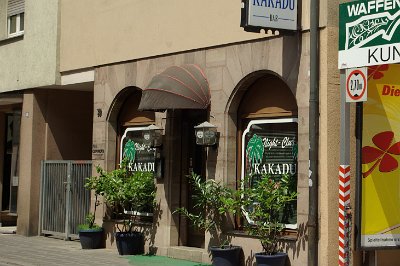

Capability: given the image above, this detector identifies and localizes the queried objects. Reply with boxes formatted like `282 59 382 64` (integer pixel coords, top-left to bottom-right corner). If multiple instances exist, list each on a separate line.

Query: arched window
237 74 298 228
115 89 156 173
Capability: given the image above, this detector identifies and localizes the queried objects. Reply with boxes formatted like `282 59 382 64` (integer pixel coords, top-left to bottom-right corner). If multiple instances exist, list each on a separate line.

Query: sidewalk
0 229 211 266
0 233 131 266
127 255 211 266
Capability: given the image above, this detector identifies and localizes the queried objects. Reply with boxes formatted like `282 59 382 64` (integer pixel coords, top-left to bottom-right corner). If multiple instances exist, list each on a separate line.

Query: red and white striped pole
339 165 351 266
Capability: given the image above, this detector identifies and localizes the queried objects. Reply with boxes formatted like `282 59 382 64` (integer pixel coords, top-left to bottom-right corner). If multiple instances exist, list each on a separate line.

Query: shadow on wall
147 200 163 254
205 146 218 183
43 90 94 160
245 251 255 266
285 222 307 265
282 34 302 97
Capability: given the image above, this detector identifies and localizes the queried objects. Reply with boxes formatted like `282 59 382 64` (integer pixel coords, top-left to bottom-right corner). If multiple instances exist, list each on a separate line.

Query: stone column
17 91 46 236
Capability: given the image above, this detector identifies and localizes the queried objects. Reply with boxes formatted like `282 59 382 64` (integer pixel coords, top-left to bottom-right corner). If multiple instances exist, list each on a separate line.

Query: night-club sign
242 119 298 180
120 127 156 173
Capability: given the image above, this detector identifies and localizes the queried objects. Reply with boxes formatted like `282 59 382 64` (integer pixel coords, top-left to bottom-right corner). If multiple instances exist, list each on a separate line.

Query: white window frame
8 12 24 38
120 126 152 162
240 117 298 229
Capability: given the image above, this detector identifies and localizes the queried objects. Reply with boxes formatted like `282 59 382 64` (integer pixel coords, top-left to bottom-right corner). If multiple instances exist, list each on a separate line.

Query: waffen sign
339 0 400 69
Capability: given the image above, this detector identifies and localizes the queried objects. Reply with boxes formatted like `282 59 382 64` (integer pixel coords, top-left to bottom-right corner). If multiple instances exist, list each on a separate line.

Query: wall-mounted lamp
143 124 163 147
194 121 218 146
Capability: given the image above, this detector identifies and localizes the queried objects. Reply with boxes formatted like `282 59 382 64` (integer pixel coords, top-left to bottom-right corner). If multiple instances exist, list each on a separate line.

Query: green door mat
127 255 211 266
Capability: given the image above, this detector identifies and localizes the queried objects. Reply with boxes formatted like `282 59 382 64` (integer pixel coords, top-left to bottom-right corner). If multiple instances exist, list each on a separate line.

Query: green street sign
339 0 400 69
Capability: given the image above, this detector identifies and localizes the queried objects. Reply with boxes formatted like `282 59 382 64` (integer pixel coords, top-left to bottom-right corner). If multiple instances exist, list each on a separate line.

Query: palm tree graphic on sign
246 134 264 168
123 139 136 162
292 143 298 160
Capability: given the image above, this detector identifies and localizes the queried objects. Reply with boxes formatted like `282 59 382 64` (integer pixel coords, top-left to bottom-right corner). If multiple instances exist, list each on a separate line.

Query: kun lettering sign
241 0 298 31
339 0 400 69
120 127 156 174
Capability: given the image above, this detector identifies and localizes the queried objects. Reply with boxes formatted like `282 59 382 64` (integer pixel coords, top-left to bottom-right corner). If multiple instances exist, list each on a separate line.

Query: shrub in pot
78 213 104 249
240 174 297 266
174 173 242 266
93 159 156 255
78 175 104 249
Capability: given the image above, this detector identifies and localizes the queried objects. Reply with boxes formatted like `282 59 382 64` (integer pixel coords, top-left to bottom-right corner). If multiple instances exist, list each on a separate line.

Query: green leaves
173 173 239 242
123 171 156 212
240 174 297 254
87 158 156 232
173 172 298 253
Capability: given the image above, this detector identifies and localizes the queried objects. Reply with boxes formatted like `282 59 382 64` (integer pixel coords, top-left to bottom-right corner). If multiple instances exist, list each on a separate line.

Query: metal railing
39 161 92 239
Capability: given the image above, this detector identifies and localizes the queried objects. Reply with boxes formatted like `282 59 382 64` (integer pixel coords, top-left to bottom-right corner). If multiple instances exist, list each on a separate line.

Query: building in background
0 0 93 235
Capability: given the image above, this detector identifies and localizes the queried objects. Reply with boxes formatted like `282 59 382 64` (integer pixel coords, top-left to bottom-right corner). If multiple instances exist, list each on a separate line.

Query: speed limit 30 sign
346 67 367 102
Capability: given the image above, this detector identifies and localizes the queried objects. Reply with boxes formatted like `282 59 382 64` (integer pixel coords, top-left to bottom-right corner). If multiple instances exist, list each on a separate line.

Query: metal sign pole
339 70 351 266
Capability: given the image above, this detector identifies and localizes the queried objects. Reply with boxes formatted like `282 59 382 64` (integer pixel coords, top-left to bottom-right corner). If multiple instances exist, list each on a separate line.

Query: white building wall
0 0 60 93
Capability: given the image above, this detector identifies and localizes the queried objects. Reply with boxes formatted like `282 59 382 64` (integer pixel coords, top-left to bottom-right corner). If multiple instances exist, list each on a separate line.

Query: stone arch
105 86 155 169
106 86 143 126
225 70 296 116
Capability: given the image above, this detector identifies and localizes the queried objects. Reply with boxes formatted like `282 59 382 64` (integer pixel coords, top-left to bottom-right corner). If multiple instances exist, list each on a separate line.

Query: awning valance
138 64 210 111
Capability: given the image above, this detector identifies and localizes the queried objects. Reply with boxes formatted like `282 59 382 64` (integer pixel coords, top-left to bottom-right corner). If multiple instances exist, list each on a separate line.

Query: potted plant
93 159 156 255
77 175 104 249
240 174 297 266
78 213 104 249
174 173 242 266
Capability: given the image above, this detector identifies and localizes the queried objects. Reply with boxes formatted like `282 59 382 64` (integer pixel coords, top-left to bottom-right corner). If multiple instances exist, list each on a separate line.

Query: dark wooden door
180 110 207 248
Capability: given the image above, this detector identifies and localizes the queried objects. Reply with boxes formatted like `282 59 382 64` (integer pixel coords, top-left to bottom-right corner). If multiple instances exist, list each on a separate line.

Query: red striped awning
138 64 210 110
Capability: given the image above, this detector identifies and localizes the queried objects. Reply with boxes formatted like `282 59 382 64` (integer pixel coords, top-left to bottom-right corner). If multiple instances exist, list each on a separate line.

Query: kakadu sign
120 127 156 173
241 0 298 31
242 119 298 179
339 0 400 69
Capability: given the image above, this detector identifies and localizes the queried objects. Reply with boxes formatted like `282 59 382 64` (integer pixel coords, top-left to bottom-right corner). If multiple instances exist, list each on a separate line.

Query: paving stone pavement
0 234 132 266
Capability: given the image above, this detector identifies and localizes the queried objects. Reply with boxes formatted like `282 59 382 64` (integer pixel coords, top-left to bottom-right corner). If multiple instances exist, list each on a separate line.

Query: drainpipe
308 0 320 264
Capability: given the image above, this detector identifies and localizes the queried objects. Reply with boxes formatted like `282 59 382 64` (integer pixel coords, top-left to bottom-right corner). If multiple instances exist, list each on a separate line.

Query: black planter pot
78 228 104 249
210 245 242 266
254 252 287 266
115 231 144 255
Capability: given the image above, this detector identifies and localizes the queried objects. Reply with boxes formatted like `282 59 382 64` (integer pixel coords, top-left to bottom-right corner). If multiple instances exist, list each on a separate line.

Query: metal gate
39 161 92 239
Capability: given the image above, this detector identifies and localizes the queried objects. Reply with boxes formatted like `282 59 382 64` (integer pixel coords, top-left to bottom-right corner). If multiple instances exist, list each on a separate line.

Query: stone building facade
3 0 398 265
92 35 310 264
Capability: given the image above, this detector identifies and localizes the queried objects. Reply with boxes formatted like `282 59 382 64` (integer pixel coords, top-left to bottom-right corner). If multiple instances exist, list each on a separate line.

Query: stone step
167 246 210 263
0 226 16 234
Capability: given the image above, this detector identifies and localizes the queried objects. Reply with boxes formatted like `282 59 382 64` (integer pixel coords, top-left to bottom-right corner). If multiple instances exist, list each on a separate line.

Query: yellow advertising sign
362 64 400 247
